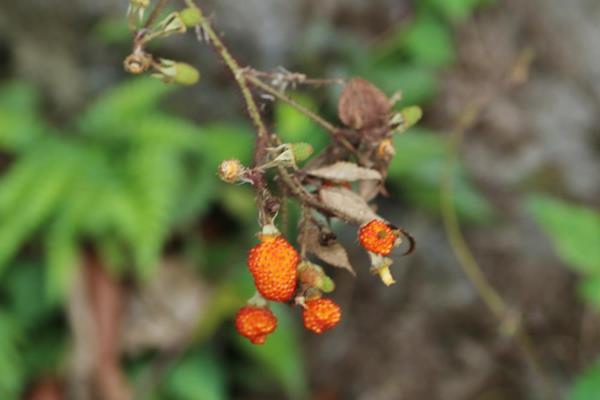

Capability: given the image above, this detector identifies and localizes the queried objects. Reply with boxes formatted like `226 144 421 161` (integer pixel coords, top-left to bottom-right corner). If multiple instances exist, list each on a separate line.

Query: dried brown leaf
302 222 355 275
358 179 381 201
307 161 382 182
338 77 390 130
319 186 379 224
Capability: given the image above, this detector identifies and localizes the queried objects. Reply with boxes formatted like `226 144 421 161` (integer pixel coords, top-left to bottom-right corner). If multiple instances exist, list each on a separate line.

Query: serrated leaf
319 186 379 224
527 195 600 274
307 161 382 182
78 77 175 134
302 222 355 275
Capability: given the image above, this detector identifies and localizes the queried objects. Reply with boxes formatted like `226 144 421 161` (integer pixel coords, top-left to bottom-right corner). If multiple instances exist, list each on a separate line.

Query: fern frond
126 144 180 278
78 78 175 135
0 143 77 272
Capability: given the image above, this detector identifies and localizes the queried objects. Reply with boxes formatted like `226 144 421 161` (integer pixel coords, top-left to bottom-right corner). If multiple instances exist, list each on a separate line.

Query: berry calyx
302 298 341 334
247 228 299 302
235 306 278 344
358 219 399 256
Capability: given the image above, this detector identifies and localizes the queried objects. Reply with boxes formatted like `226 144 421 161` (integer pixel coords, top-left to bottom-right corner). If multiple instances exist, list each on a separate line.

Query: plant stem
440 49 557 398
144 0 171 29
245 74 358 154
246 74 337 133
185 1 268 140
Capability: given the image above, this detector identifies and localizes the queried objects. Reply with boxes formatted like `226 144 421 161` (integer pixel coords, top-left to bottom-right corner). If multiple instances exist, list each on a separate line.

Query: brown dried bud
218 159 245 183
377 139 396 159
338 77 391 130
298 261 336 293
124 52 151 75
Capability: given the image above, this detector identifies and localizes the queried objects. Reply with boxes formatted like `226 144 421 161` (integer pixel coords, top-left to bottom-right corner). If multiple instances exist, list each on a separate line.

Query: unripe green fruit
174 63 200 85
291 143 313 163
180 7 202 27
401 106 422 129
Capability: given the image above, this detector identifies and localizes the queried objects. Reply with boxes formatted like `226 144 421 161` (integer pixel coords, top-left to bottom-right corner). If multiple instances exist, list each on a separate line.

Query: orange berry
358 219 398 256
302 298 341 334
247 235 299 302
235 306 277 344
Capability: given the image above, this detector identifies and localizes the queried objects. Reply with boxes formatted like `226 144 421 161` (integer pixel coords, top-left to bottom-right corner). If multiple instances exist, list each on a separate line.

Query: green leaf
427 0 494 22
2 262 49 329
0 310 24 399
527 195 600 274
162 350 226 400
201 123 255 170
0 81 39 113
79 77 175 134
579 277 600 309
275 94 328 152
571 358 600 400
389 129 494 223
399 14 455 67
93 17 132 44
360 64 439 105
235 304 307 400
0 144 76 272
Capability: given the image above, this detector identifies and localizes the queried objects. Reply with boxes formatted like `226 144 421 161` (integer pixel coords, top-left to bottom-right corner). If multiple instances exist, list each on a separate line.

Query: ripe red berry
247 235 299 302
302 298 341 334
235 306 277 344
358 219 398 256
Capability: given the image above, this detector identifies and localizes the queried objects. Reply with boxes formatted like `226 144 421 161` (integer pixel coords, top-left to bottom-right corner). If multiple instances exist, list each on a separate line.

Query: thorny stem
440 49 557 398
246 74 338 133
248 69 346 87
245 74 358 155
186 5 269 140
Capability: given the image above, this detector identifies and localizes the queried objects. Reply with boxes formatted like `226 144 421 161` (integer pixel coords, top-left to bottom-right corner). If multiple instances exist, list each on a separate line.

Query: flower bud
290 143 314 163
298 261 336 293
179 7 203 27
401 106 423 129
218 159 245 183
123 52 151 75
173 62 200 85
389 105 422 133
155 12 187 37
369 253 395 286
152 59 200 86
377 139 396 158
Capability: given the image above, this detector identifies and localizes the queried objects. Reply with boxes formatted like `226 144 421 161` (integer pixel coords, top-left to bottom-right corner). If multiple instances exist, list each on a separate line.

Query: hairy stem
185 1 268 140
245 74 357 154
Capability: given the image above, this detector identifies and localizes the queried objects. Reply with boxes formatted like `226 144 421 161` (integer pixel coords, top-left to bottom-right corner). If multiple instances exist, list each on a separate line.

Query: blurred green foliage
527 195 600 398
527 195 600 305
0 0 494 397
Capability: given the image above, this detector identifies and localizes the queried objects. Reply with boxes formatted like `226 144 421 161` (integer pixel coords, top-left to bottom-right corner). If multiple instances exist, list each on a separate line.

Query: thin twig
440 49 557 398
246 74 337 132
144 0 171 29
245 74 359 156
248 69 346 87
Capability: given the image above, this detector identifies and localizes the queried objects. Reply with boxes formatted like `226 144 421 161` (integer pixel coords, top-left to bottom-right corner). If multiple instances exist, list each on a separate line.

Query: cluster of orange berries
235 219 401 344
